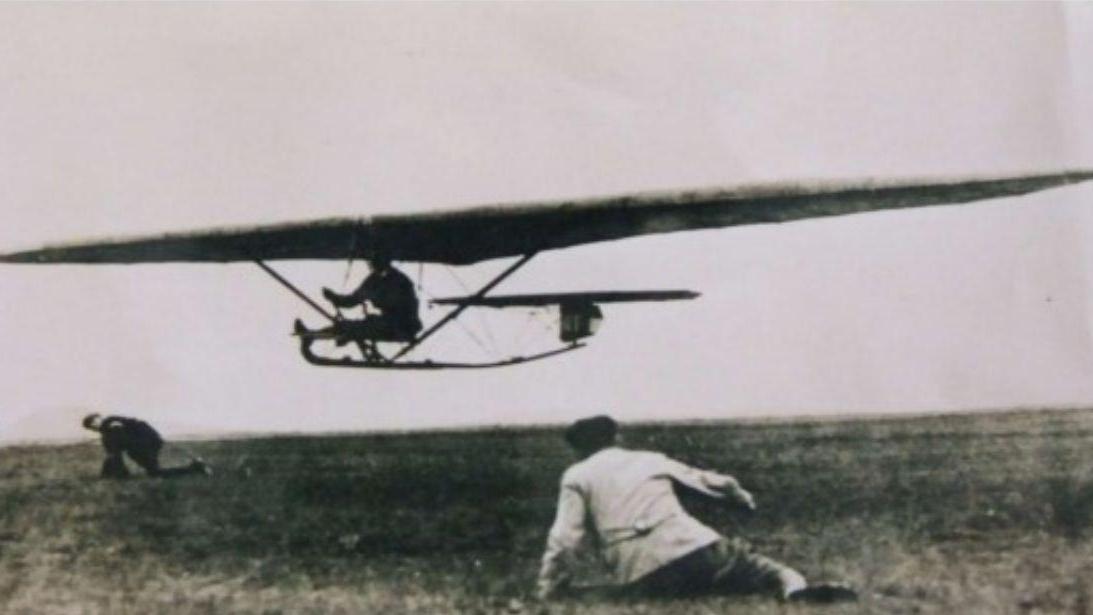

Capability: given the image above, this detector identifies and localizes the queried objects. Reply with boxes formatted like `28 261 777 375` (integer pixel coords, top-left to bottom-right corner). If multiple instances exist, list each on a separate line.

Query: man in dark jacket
82 413 211 479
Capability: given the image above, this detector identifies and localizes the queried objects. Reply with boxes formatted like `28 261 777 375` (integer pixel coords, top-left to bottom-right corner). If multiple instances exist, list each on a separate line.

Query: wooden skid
298 337 584 370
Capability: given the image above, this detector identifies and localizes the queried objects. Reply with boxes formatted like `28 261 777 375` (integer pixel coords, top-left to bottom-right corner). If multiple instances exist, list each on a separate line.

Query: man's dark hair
564 415 618 455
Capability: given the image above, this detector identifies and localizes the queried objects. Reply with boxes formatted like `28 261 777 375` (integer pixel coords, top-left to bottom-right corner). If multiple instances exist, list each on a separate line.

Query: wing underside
2 170 1091 265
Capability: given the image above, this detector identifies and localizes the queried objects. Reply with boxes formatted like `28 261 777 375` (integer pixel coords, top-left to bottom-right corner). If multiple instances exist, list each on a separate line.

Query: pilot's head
564 415 618 458
82 413 103 432
367 253 392 272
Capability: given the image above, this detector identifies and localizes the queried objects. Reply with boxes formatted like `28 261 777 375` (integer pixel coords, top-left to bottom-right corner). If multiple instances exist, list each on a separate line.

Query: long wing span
2 170 1091 266
431 290 700 308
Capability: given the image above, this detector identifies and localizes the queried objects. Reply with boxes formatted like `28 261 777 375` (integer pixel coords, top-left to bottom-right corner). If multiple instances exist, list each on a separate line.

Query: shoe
787 583 858 604
293 319 308 336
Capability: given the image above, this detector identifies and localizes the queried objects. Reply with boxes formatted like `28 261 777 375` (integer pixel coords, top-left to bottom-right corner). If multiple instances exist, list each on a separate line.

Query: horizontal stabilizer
431 290 700 308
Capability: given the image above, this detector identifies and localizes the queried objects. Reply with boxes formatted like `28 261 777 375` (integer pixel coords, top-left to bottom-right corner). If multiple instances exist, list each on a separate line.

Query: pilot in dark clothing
82 413 210 479
312 257 423 343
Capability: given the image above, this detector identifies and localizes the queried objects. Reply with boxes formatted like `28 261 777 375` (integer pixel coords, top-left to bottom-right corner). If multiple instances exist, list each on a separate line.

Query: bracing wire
341 257 356 290
335 233 360 320
442 264 499 354
510 306 558 353
341 227 360 290
413 266 493 358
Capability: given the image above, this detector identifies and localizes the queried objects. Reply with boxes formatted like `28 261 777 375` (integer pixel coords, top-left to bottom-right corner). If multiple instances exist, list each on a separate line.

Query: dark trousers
101 454 131 479
627 538 800 598
100 446 202 479
334 317 419 342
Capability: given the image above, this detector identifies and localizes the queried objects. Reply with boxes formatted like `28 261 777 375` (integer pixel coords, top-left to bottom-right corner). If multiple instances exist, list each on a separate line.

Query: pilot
537 415 856 604
308 255 423 344
82 413 211 479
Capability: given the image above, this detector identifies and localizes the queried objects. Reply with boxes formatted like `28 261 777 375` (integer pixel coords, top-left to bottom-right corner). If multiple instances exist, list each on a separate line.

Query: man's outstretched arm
537 482 588 600
662 456 756 511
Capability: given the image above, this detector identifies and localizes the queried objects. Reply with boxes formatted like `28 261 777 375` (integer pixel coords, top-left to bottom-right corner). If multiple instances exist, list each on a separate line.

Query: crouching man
536 415 855 604
83 413 211 479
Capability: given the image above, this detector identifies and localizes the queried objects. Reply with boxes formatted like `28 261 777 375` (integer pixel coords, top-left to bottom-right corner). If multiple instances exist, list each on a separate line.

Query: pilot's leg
294 318 385 343
294 317 401 361
294 319 336 339
337 317 385 341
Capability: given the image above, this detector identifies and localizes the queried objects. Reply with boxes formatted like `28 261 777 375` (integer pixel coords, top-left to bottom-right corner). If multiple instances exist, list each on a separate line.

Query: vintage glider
2 170 1092 369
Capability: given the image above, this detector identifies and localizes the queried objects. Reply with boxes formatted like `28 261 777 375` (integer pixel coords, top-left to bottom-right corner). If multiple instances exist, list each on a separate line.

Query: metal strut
254 260 339 323
392 252 537 361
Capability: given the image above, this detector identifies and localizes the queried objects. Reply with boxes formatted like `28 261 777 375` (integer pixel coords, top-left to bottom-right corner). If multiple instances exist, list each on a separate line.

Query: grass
3 408 1093 613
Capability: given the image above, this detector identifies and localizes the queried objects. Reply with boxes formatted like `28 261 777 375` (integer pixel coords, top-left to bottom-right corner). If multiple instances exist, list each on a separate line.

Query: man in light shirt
537 415 855 603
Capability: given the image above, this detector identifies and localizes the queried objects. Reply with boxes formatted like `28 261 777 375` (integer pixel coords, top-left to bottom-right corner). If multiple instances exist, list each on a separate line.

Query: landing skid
297 336 585 370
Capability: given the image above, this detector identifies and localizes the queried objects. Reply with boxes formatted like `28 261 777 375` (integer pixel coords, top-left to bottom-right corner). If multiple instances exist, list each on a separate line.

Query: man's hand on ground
736 488 757 512
535 576 570 601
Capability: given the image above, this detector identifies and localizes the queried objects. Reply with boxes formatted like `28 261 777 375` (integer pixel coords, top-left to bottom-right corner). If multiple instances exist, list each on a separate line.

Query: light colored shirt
537 447 753 598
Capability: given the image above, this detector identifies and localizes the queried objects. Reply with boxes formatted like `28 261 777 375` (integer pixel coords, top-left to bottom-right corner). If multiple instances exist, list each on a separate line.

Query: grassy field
3 409 1093 614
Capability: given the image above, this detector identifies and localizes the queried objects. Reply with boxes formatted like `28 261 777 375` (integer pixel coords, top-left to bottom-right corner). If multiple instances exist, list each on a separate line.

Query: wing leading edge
2 170 1091 266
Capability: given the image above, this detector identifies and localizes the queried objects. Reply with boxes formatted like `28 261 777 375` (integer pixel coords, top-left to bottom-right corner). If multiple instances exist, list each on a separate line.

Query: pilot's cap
564 415 618 454
367 252 392 269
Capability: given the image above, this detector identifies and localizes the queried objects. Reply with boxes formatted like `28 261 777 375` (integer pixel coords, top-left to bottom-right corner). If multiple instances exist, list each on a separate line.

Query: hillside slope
3 409 1093 613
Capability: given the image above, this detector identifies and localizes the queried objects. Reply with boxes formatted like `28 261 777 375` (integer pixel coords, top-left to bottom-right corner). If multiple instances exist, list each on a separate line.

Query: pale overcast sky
2 3 1093 442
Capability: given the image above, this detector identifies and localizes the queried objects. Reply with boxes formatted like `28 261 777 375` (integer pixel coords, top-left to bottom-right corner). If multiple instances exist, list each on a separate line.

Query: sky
2 3 1093 443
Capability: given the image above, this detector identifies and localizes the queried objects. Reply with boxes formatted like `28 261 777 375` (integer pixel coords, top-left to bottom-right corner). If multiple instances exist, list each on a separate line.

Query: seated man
82 413 211 479
537 415 856 604
298 256 423 346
